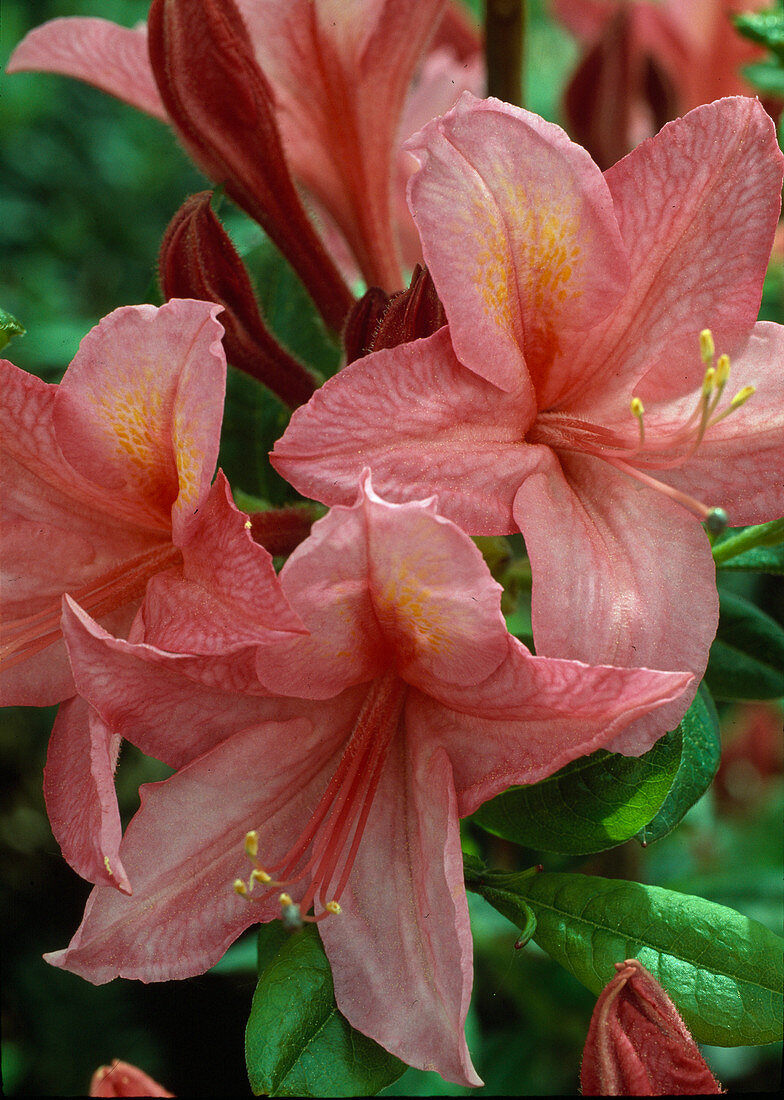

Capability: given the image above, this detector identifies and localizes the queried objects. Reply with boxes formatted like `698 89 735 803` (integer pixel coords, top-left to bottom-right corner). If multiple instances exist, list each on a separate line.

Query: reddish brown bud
159 192 317 407
343 265 446 364
247 504 319 558
147 0 352 331
563 8 678 171
89 1059 173 1097
580 959 722 1096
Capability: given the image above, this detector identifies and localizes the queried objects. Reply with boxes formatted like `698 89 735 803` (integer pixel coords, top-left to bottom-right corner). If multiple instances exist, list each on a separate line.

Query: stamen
232 672 407 923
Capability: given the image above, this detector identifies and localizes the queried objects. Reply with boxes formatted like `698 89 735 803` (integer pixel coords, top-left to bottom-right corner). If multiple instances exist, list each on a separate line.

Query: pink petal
236 0 447 290
254 492 388 699
321 734 481 1087
360 476 509 689
0 367 155 703
53 300 226 537
44 696 131 893
6 18 168 122
418 638 692 814
405 92 629 396
396 45 485 270
562 97 783 415
512 449 716 753
45 709 349 983
272 327 536 535
61 599 287 767
153 472 305 647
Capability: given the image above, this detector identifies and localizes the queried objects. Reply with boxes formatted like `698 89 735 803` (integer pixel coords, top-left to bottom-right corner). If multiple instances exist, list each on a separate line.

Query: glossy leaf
465 867 784 1047
472 727 681 854
705 591 784 700
0 307 25 350
637 686 720 845
246 924 406 1097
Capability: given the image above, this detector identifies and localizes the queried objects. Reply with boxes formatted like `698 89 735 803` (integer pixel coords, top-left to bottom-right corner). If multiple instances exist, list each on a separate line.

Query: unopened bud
580 959 722 1095
89 1058 174 1097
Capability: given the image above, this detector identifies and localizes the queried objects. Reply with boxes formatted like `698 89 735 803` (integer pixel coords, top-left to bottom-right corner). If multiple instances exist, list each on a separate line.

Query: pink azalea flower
0 299 302 890
7 0 483 294
580 959 722 1095
272 94 784 751
47 474 691 1086
552 0 772 168
89 1059 174 1097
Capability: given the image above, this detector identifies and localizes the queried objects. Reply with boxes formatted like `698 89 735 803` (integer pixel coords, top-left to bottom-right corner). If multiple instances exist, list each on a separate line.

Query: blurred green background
1 0 782 1094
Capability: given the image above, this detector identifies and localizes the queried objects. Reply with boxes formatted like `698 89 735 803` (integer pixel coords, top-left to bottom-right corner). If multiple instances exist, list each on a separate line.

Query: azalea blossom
0 299 302 890
89 1059 174 1097
7 0 483 296
580 959 722 1095
272 94 784 751
47 475 690 1086
552 0 771 168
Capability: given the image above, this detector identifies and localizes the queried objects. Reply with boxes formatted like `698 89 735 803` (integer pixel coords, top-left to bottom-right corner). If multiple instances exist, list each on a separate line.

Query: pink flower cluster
4 0 784 1087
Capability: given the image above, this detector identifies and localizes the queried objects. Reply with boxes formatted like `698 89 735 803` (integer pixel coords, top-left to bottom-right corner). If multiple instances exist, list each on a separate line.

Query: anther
699 329 715 365
715 354 730 388
630 397 645 446
233 879 248 896
730 385 755 410
325 900 342 915
245 830 259 858
249 868 270 889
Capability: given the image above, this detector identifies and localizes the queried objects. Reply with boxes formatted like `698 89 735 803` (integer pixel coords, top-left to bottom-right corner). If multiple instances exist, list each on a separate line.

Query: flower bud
343 265 446 364
580 959 722 1095
159 192 317 408
148 0 352 331
89 1059 174 1097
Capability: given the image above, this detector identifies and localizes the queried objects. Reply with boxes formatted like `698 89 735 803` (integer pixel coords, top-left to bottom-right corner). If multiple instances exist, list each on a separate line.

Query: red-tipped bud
248 504 319 557
159 192 317 407
89 1059 174 1097
147 0 352 331
580 959 722 1096
343 265 446 364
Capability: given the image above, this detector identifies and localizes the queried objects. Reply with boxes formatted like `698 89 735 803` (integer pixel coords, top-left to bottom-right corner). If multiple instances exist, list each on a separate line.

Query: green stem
711 517 784 564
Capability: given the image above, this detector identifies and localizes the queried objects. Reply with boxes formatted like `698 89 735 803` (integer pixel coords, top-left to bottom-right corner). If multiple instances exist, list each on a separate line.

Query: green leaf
246 924 406 1097
705 591 784 700
465 867 784 1046
735 9 784 57
0 307 25 351
472 727 681 854
637 686 720 844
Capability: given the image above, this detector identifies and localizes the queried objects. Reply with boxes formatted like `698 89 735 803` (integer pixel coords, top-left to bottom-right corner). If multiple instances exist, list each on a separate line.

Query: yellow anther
250 868 271 886
104 856 113 876
244 519 252 530
630 396 645 446
325 901 342 915
244 830 259 858
279 892 293 907
699 329 715 365
730 385 755 409
233 879 248 896
701 366 716 397
715 354 731 388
